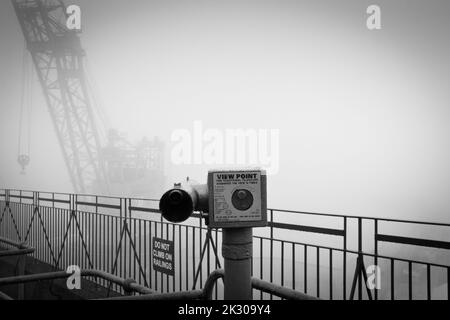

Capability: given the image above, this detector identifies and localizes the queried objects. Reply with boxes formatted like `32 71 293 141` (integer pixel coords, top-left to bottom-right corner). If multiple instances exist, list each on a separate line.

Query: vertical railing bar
90 210 94 280
408 261 412 300
160 221 163 292
270 209 273 300
447 267 450 300
124 200 128 287
427 264 431 300
317 246 320 298
145 220 149 289
138 218 142 285
72 196 76 272
304 244 308 294
92 196 97 282
156 221 160 292
183 224 187 291
95 205 99 272
374 219 378 300
172 223 176 292
149 220 152 289
192 225 196 290
329 248 333 300
207 225 211 287
343 216 347 300
391 258 395 300
166 222 169 292
292 243 295 291
107 214 111 277
199 216 203 289
79 209 83 270
162 223 166 293
131 213 135 280
155 217 163 292
215 228 218 299
179 224 182 292
42 206 46 263
358 217 362 301
103 214 106 274
260 237 263 300
281 241 284 289
117 215 121 293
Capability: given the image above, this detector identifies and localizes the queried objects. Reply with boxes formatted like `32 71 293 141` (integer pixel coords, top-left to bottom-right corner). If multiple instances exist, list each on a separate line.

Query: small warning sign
152 237 174 276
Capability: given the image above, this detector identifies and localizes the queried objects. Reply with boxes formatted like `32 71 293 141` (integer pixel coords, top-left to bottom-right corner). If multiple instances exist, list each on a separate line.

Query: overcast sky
0 0 449 222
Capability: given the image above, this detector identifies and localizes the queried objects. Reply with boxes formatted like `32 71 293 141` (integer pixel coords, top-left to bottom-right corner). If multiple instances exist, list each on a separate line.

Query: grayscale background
0 0 449 222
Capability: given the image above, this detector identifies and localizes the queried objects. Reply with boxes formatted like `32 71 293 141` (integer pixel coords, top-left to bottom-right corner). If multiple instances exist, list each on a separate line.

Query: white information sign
208 169 267 228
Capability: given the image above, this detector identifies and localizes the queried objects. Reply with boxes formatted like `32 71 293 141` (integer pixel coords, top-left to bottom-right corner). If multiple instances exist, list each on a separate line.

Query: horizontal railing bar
0 291 13 300
76 194 151 201
252 277 318 300
99 290 204 301
129 206 160 214
269 222 344 236
0 237 35 258
9 195 33 200
0 270 152 295
127 198 159 202
76 201 121 210
377 234 450 250
253 235 450 269
0 248 35 258
5 189 72 197
38 197 70 204
271 209 450 227
0 237 28 249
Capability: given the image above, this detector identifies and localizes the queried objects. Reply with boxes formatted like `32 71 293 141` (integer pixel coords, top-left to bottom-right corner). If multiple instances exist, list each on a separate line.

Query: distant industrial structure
12 0 165 196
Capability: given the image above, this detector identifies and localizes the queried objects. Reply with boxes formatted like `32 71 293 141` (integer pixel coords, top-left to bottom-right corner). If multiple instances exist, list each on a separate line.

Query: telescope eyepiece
160 188 194 223
168 189 183 205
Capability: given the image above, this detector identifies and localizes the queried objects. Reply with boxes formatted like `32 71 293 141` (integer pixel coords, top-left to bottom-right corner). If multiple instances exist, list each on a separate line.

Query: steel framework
11 0 109 194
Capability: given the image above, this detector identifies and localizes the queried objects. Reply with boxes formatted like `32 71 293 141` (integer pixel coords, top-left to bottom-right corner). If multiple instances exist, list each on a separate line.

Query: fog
1 0 450 223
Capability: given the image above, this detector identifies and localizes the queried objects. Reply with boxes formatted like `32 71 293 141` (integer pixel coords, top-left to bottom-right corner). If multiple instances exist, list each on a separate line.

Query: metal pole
222 227 253 300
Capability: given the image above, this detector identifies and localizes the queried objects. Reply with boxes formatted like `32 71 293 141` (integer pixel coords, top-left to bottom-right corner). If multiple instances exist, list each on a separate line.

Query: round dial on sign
231 189 254 211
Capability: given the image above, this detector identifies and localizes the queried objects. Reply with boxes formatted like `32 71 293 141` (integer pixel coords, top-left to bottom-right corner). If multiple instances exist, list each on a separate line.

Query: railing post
358 217 362 300
5 189 10 206
374 219 378 300
343 216 347 300
270 209 273 300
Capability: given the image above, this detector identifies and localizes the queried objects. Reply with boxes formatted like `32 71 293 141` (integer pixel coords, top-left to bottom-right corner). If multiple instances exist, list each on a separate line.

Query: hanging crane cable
17 45 33 175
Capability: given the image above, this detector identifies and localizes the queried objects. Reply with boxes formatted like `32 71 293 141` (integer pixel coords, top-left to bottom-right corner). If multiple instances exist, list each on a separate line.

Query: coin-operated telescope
159 182 209 223
159 169 267 228
159 169 267 300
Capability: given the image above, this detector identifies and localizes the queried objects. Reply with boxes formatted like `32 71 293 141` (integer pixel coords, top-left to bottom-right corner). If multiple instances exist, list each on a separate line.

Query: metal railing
0 236 35 299
0 269 318 300
0 189 449 300
0 236 35 258
0 269 152 300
